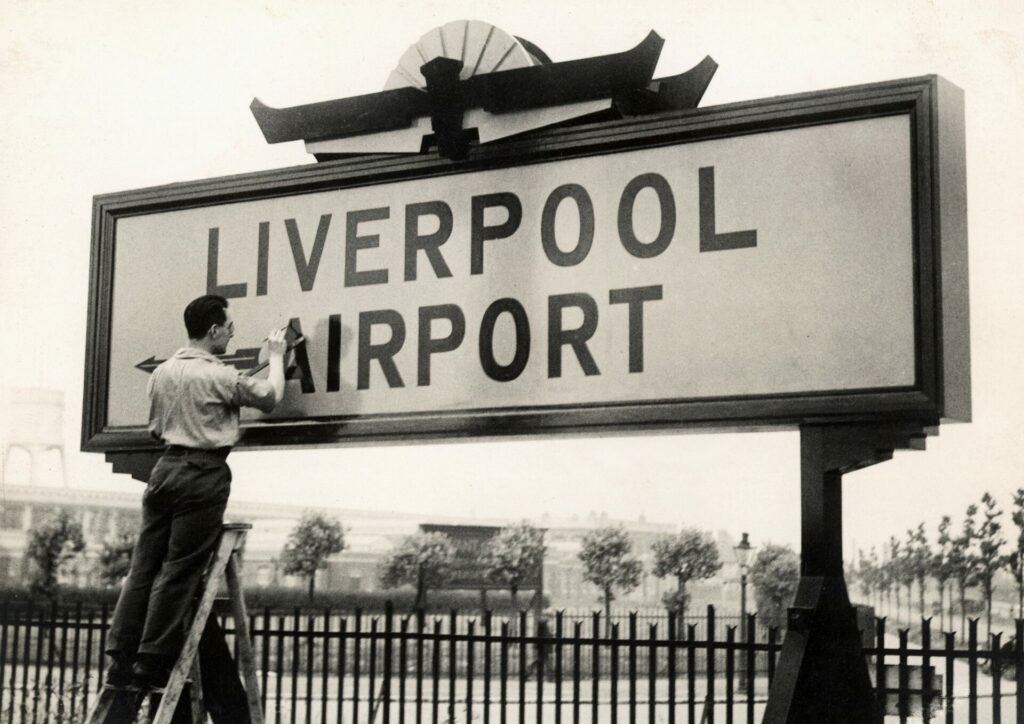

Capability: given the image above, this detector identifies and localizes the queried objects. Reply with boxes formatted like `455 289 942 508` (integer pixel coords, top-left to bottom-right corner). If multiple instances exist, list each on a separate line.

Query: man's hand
265 327 288 404
266 327 288 357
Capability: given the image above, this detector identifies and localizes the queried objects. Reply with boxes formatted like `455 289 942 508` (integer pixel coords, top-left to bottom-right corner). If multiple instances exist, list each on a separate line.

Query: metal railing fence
1 598 1021 723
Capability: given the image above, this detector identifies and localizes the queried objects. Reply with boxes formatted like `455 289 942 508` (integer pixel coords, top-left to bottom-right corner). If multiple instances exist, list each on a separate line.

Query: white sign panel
84 76 968 451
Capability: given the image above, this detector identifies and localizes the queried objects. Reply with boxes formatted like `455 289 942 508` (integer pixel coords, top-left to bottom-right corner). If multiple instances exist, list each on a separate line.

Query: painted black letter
479 298 530 382
284 317 316 394
357 310 406 389
327 313 343 392
548 293 600 378
285 214 332 292
346 207 390 287
256 221 270 296
206 227 247 298
609 286 662 373
617 173 676 259
541 184 595 267
405 201 454 281
417 304 466 386
699 166 757 252
471 193 522 275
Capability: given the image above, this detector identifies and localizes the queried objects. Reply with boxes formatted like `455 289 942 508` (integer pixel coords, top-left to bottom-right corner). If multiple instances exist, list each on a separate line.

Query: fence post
449 610 457 724
290 607 301 721
321 609 331 723
399 614 409 724
874 616 886 715
467 618 475 724
610 622 619 724
920 618 933 723
484 611 492 724
628 612 637 724
338 615 348 724
725 625 736 724
572 621 582 724
897 628 910 720
943 631 955 724
647 623 657 724
706 605 716 724
990 631 1001 724
745 612 756 724
500 618 509 724
667 615 676 724
555 611 564 724
1015 620 1023 724
967 618 978 724
518 610 527 724
383 602 393 724
591 612 601 724
687 624 697 724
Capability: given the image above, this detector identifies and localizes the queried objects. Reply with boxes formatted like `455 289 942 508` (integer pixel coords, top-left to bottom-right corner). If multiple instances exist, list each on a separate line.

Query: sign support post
763 421 932 724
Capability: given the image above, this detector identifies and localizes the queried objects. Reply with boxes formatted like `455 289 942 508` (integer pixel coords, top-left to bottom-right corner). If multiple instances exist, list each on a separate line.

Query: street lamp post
734 532 753 689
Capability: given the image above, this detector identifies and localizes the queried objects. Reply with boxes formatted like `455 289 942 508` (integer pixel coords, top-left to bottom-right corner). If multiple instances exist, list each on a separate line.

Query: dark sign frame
82 75 968 453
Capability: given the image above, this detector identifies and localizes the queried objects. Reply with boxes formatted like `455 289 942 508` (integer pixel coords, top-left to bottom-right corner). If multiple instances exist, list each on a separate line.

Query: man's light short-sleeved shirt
147 347 276 449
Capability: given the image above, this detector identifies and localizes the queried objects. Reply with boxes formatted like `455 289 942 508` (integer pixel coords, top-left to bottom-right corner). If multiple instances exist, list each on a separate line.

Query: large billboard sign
83 75 968 453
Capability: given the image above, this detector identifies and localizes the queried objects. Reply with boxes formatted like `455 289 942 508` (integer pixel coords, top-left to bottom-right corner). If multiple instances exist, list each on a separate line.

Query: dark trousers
107 448 231 659
105 618 251 724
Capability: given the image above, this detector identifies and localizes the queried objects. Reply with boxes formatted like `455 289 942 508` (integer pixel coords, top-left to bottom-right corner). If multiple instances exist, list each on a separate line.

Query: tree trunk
918 579 925 620
959 583 966 637
985 581 993 640
511 587 519 614
308 574 315 602
416 568 426 609
604 588 612 636
937 584 944 632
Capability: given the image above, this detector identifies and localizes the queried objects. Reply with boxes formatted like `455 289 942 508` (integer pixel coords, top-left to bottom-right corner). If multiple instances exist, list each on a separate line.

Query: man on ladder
102 294 288 719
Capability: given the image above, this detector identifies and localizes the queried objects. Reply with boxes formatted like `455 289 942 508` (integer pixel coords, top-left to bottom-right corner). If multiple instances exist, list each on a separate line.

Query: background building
1 387 744 610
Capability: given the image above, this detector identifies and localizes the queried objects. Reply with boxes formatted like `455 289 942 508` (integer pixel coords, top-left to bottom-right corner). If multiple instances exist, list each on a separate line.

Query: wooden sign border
82 75 968 453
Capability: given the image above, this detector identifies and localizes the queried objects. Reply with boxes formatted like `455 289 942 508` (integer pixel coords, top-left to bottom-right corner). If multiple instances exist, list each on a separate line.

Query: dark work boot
132 653 173 689
104 651 133 688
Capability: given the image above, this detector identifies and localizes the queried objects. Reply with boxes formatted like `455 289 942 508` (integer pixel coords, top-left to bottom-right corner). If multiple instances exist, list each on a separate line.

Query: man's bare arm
265 327 288 405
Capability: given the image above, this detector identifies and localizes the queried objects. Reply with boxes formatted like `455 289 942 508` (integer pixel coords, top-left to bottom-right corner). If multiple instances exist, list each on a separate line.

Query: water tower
2 387 68 487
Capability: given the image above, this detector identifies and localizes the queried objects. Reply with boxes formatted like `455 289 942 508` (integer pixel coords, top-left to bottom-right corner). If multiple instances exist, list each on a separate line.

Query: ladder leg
189 656 206 723
83 688 115 724
227 551 265 724
152 530 242 724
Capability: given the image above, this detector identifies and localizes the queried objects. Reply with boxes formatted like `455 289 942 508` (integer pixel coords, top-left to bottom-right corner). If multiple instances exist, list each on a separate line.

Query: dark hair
183 295 228 339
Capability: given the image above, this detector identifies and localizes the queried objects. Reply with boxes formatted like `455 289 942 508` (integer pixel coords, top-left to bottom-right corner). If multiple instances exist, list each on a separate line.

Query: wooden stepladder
86 523 264 724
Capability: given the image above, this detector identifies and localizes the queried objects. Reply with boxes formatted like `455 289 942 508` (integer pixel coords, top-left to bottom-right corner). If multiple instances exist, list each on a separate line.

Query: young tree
280 512 346 601
482 522 547 612
651 528 722 618
975 492 1007 638
933 516 955 632
578 526 643 632
887 537 904 623
905 523 931 621
97 521 138 586
380 531 456 608
949 503 979 636
877 547 893 616
1009 489 1024 618
854 548 875 607
25 509 86 600
749 543 799 630
867 547 883 611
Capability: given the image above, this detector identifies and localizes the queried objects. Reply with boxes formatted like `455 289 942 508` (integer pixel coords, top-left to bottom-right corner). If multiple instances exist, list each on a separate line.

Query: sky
1 0 1022 561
